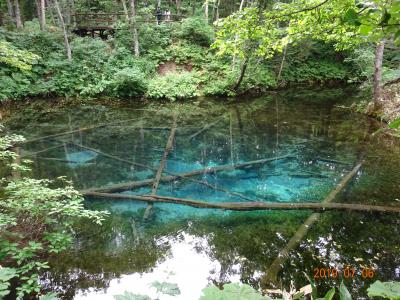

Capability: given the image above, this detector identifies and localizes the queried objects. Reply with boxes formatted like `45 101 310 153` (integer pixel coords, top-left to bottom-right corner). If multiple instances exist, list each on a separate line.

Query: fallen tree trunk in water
20 117 145 145
144 113 178 220
189 116 225 140
80 154 294 194
82 191 400 214
261 162 363 287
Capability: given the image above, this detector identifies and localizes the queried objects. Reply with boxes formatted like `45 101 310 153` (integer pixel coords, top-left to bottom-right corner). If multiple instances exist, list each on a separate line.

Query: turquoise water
5 88 400 299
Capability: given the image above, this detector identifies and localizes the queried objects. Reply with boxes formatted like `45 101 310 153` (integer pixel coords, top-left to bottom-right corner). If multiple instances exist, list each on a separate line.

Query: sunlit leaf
367 281 400 300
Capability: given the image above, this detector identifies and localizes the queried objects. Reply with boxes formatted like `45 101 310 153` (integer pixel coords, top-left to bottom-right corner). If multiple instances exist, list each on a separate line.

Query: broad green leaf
39 293 60 300
113 291 151 300
359 25 373 35
0 267 17 282
150 281 181 296
199 283 271 300
343 9 360 25
367 281 400 300
324 288 336 300
389 118 400 129
339 282 352 300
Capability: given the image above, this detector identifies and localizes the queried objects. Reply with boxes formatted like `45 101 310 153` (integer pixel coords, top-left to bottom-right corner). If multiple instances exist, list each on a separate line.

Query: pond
5 88 400 299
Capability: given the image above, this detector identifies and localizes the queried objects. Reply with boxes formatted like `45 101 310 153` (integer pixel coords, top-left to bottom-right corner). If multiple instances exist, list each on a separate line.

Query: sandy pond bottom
7 88 400 299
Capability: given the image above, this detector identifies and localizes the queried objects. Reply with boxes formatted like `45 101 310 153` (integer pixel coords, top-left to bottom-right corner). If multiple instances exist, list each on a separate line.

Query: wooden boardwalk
71 12 185 38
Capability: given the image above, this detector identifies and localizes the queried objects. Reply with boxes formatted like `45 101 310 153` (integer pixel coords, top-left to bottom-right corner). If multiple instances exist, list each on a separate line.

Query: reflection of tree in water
41 212 181 299
8 89 400 298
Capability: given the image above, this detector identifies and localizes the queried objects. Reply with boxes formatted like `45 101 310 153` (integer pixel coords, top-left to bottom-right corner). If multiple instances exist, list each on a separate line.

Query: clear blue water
5 88 400 299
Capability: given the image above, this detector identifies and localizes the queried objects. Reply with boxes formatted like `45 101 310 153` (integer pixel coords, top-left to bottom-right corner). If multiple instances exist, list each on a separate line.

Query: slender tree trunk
35 0 42 26
277 44 287 83
38 0 46 30
130 0 140 57
233 56 249 91
176 0 181 14
239 0 245 11
6 0 14 24
121 0 129 21
204 1 209 23
54 0 72 61
14 0 23 28
232 0 245 66
215 0 220 21
373 40 385 109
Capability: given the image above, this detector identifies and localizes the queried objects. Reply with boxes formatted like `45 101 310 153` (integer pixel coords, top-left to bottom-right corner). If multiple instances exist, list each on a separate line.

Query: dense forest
1 0 400 299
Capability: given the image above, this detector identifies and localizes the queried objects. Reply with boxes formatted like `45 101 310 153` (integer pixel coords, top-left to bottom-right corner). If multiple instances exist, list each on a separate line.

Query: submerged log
83 192 400 214
144 114 178 220
316 157 350 165
81 154 294 194
20 143 65 158
261 162 363 287
189 116 224 140
21 117 144 144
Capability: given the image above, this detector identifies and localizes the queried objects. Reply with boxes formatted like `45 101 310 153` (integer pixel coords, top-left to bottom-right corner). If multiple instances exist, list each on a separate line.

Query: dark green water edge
3 87 400 299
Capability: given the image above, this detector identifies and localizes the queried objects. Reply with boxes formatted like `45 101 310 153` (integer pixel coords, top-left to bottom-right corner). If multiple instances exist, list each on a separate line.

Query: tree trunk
38 0 46 30
130 0 140 57
233 57 249 91
54 0 72 61
204 1 208 23
239 0 245 11
14 0 23 28
373 40 385 109
215 0 220 21
6 0 14 24
277 44 287 83
176 0 181 14
121 0 129 21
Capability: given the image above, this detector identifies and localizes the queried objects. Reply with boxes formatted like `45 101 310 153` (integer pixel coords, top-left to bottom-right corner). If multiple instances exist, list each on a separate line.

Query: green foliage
282 59 350 83
147 72 200 101
110 67 148 98
200 283 270 300
150 281 181 296
321 288 336 300
113 291 151 300
0 40 39 71
389 118 400 129
167 41 207 66
367 281 400 300
344 46 375 83
339 281 352 300
0 130 108 298
0 267 17 298
177 17 214 47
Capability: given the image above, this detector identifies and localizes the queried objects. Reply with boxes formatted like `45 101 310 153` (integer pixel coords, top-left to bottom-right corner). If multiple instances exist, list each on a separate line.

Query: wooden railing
71 12 186 30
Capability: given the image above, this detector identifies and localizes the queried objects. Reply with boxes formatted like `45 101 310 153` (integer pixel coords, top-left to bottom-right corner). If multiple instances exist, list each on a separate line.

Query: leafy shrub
146 71 200 101
168 41 207 66
242 66 277 90
110 67 148 98
0 131 108 298
282 59 350 83
177 17 214 46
